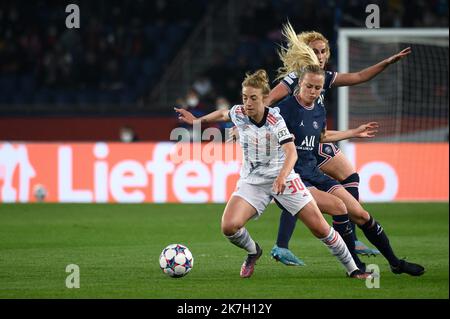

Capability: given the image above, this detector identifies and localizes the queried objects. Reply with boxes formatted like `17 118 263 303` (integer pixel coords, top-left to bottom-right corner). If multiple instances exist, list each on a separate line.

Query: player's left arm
267 82 290 106
332 47 411 87
174 107 230 125
273 141 297 195
321 122 379 143
273 113 296 194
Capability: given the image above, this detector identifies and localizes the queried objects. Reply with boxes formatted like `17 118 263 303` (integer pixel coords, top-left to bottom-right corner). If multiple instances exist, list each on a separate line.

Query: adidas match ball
159 244 194 278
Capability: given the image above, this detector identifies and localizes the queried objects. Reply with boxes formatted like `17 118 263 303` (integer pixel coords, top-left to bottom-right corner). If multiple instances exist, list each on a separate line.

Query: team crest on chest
313 121 319 129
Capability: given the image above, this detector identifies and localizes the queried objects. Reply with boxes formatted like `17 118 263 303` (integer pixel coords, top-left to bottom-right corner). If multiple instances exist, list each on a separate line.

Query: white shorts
232 174 313 218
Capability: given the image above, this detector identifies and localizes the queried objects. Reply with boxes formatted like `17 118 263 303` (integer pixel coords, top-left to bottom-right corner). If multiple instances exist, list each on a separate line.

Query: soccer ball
159 244 194 278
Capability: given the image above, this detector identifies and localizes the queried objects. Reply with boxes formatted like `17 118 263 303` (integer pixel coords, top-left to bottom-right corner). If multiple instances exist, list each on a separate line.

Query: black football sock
359 215 400 267
332 214 365 270
350 221 358 241
276 209 297 249
341 173 360 201
341 173 360 241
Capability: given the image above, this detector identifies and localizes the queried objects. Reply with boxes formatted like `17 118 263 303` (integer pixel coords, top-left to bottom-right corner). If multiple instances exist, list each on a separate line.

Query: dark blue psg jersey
275 95 327 178
280 70 337 107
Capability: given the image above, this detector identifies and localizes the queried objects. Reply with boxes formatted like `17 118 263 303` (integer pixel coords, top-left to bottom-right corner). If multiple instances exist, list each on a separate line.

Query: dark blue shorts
300 168 342 193
315 143 341 168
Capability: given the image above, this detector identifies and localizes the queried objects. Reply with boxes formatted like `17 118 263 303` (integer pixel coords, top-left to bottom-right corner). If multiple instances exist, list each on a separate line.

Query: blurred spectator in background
119 125 139 142
174 88 209 141
184 88 209 114
192 74 213 100
214 96 234 141
0 0 447 119
0 0 207 111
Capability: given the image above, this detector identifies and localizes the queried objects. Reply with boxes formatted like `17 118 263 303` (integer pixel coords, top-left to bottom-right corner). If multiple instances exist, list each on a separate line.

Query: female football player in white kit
175 70 375 279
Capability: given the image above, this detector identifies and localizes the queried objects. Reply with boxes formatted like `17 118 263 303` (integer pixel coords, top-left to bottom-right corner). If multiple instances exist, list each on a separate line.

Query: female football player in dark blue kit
275 60 424 276
268 23 411 265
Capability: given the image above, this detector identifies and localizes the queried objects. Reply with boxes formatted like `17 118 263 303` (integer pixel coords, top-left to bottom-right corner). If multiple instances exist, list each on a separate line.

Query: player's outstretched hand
386 47 411 65
353 122 379 138
273 176 286 195
174 107 197 125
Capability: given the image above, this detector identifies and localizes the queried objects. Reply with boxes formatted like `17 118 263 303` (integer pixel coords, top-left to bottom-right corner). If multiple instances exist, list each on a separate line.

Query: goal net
338 28 449 143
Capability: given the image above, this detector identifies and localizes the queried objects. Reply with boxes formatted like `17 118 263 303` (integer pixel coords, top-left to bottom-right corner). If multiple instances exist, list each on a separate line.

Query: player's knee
314 224 331 239
351 209 370 225
221 220 241 236
360 210 370 223
305 212 330 238
307 216 331 238
332 197 347 215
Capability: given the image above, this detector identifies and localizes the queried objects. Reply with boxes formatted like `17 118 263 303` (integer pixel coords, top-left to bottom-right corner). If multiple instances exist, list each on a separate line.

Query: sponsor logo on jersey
299 135 316 150
299 121 304 127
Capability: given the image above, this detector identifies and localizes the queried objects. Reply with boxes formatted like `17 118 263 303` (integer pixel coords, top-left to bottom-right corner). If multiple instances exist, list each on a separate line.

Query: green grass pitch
0 202 448 299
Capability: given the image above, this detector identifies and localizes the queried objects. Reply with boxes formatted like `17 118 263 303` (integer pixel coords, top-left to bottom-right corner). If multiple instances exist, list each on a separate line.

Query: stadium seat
155 44 170 64
17 75 36 94
124 57 141 82
11 92 32 105
119 89 138 106
0 75 17 95
75 90 97 105
97 90 117 105
33 89 54 105
54 91 72 106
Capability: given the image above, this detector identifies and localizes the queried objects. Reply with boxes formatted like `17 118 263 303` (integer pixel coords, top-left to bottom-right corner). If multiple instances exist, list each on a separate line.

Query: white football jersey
229 105 296 184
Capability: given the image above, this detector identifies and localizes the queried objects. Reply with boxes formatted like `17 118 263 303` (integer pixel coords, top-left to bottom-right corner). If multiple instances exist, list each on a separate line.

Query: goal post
337 28 449 146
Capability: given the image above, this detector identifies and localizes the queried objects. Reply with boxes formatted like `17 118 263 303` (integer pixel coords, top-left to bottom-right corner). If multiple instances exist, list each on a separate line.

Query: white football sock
226 228 257 254
320 227 358 275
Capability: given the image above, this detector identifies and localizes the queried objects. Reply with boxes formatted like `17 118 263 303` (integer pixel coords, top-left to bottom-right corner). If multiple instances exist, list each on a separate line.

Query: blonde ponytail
276 22 320 81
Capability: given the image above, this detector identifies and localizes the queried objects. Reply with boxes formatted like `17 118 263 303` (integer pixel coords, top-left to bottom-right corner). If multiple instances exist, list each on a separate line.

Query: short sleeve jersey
229 105 296 184
275 96 327 178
